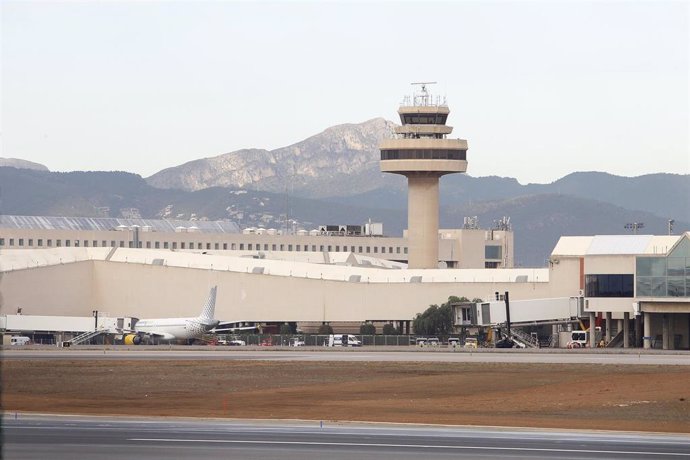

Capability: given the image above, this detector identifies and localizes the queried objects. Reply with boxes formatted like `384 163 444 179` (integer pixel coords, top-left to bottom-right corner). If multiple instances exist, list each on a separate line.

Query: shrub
360 323 376 335
317 324 334 335
382 323 399 335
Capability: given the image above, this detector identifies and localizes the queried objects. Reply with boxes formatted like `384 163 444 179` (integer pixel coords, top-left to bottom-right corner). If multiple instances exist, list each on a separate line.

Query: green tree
279 323 294 335
413 296 468 335
382 323 399 335
360 322 376 335
317 324 334 335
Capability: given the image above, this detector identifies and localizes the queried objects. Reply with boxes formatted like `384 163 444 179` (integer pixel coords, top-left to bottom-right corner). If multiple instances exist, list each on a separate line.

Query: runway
3 414 689 459
3 348 690 365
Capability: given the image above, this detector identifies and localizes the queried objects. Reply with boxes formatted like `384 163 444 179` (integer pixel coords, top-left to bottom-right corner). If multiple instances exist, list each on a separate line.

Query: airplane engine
123 334 142 345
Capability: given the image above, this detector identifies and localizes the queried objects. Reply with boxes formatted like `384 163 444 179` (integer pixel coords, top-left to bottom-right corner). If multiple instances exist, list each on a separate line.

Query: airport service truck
327 334 362 347
564 328 602 348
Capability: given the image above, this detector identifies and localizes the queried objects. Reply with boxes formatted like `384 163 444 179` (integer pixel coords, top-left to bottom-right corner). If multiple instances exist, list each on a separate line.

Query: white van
10 336 31 346
327 334 362 347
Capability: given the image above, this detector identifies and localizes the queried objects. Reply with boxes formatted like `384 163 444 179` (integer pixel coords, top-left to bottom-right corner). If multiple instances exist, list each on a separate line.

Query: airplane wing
143 331 176 340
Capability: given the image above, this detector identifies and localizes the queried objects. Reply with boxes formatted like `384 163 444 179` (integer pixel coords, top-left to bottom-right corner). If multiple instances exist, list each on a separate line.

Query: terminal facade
0 215 514 269
1 218 689 349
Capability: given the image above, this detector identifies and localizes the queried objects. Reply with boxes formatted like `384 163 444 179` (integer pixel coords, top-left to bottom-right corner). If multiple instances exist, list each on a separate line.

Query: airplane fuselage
127 286 219 342
134 317 214 340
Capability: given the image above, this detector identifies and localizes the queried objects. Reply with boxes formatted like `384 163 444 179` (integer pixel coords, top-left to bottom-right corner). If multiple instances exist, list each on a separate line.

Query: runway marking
129 438 690 456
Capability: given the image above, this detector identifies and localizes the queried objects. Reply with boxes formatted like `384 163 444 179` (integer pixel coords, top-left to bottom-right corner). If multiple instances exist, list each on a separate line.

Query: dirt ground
2 360 689 433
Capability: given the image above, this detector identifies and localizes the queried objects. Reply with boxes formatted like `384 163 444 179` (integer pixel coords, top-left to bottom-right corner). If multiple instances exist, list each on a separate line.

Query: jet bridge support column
589 312 597 348
634 315 642 348
662 314 670 350
644 312 652 349
605 312 612 343
623 312 630 348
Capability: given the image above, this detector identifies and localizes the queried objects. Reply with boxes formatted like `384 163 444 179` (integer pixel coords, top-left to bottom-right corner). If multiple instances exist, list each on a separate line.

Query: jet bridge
453 297 584 328
1 314 137 344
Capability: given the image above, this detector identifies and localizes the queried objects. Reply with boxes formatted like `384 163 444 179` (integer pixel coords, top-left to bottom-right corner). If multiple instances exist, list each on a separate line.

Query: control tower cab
380 83 468 269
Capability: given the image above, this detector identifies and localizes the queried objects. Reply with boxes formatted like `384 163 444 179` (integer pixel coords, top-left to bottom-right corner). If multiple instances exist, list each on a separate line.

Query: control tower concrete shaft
380 83 468 269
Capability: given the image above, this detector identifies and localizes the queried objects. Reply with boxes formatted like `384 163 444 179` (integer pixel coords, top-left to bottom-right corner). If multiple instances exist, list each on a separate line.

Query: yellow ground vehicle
464 338 478 349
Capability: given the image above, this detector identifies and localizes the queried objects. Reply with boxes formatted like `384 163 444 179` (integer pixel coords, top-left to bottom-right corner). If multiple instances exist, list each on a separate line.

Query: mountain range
1 118 688 267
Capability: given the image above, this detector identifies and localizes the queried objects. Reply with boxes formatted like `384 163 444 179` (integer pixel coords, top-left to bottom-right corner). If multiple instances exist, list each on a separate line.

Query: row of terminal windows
585 274 634 298
0 237 409 255
380 149 466 161
401 114 448 125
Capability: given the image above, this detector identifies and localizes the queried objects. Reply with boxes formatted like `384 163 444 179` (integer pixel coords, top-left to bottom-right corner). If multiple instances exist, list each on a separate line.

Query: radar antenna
410 81 437 106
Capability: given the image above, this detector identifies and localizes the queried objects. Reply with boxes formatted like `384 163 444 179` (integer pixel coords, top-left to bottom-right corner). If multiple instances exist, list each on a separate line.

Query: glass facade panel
585 274 634 297
636 257 666 276
636 255 690 298
650 277 667 297
667 277 686 297
667 257 685 276
669 238 690 258
485 245 502 260
636 277 652 296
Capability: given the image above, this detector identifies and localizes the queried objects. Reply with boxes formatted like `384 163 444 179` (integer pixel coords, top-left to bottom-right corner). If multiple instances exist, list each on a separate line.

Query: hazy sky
2 1 688 184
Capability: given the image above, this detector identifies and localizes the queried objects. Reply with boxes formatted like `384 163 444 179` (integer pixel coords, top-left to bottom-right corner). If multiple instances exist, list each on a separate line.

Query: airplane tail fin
199 286 217 322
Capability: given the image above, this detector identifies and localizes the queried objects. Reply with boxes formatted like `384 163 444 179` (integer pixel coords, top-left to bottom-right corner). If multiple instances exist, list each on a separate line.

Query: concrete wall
0 253 555 323
0 262 94 316
90 260 554 322
584 255 635 275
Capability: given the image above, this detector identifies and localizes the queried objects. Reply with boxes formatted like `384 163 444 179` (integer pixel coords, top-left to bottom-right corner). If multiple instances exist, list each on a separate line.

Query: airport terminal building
1 91 688 349
1 214 689 349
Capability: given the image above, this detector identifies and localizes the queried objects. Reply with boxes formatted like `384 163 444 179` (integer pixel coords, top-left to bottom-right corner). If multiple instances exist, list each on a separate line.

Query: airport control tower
380 83 468 269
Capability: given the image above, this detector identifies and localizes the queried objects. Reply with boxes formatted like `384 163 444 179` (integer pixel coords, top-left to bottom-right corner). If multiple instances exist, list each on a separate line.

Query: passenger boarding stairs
605 329 634 348
507 328 539 348
65 329 106 346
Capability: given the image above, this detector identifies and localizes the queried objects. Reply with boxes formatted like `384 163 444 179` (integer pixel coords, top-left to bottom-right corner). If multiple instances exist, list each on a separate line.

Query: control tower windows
381 149 466 161
401 114 448 125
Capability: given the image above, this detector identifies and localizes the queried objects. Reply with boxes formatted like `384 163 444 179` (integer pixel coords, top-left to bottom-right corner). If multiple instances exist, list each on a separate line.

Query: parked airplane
123 286 219 344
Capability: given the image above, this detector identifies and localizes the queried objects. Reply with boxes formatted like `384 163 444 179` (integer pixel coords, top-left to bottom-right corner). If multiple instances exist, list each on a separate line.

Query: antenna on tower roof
409 81 444 107
411 81 437 90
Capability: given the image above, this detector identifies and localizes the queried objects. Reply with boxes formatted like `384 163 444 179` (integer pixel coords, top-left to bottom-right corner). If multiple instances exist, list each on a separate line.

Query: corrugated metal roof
0 215 239 234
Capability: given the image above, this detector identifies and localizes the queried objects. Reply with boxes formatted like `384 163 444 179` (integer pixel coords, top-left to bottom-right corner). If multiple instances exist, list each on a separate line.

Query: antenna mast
409 81 441 106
